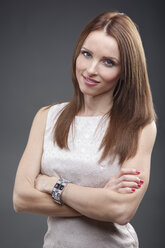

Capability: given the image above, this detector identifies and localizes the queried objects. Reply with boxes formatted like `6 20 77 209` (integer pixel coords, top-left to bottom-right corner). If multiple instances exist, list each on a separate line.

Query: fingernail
137 184 141 187
140 180 144 184
131 188 135 192
136 170 140 174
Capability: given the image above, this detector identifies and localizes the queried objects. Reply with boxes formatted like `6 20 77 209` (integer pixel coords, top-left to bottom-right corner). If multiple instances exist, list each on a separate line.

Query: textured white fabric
41 102 139 248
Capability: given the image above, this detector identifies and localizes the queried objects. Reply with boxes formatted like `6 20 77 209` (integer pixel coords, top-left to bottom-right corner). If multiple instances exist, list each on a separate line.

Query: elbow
113 207 130 226
13 190 26 213
13 203 22 213
105 202 133 226
13 193 22 213
115 214 130 226
101 190 136 225
114 205 135 226
102 204 124 225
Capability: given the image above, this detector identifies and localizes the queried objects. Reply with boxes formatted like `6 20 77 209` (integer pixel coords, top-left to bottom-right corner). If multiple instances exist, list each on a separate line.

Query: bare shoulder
142 120 157 136
34 102 66 123
138 120 157 154
26 105 51 146
35 105 51 119
32 106 51 127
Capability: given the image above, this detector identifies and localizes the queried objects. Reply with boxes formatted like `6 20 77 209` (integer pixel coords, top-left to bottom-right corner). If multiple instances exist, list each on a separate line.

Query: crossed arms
13 107 157 225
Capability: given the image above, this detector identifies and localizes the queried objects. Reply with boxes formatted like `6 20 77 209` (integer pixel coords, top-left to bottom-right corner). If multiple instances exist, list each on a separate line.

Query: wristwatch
51 178 70 205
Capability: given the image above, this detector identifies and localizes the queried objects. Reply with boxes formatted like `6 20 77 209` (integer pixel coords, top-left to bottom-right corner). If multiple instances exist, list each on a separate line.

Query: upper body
13 102 156 223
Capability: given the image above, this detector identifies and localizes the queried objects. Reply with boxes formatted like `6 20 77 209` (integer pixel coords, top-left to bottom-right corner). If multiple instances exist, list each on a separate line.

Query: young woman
13 10 157 247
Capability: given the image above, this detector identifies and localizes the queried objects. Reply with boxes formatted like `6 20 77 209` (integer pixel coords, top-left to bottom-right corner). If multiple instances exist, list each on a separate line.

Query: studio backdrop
0 0 164 247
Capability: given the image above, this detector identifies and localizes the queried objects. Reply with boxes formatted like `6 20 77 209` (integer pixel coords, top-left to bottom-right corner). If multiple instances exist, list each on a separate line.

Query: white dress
41 102 139 248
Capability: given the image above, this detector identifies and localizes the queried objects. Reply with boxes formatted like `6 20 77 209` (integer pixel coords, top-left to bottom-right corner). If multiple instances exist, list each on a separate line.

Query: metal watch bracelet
51 178 70 205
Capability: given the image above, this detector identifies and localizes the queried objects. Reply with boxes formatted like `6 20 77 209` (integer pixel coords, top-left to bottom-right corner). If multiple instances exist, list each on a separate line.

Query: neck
78 93 113 116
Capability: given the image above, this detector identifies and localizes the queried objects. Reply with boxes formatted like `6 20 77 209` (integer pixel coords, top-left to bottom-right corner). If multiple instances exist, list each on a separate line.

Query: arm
56 121 157 224
13 107 82 217
35 166 143 221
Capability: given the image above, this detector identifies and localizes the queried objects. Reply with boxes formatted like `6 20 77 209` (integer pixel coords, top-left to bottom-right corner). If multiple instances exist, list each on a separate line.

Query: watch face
57 192 61 199
55 183 60 189
60 185 64 190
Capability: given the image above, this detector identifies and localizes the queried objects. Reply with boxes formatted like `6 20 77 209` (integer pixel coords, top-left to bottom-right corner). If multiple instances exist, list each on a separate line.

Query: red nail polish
137 184 141 187
131 188 135 192
140 180 144 184
136 170 140 174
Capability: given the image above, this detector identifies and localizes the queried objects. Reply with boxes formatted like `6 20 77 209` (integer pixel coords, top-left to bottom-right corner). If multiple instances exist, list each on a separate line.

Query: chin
79 86 97 97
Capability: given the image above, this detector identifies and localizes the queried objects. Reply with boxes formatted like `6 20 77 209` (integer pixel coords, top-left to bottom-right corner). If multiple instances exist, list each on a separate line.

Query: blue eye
104 59 114 67
81 51 91 58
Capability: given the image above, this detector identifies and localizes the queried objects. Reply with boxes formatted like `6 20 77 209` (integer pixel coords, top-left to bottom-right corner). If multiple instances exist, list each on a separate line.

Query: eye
81 50 91 58
104 59 115 67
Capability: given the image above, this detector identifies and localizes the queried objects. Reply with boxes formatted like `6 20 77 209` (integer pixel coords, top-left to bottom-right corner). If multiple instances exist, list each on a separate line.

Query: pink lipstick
83 75 100 86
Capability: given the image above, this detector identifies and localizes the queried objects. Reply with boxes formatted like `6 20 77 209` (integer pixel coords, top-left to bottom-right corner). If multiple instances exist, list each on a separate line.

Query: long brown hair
51 10 156 165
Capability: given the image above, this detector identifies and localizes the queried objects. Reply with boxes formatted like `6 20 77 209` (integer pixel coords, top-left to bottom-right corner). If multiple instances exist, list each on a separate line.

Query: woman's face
76 30 121 98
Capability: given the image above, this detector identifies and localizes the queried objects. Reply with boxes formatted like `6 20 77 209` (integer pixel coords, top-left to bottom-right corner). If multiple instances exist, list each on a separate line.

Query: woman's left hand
34 174 58 194
104 168 143 193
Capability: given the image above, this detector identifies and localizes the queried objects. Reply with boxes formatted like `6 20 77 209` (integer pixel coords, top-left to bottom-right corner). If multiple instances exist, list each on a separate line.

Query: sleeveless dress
41 102 139 248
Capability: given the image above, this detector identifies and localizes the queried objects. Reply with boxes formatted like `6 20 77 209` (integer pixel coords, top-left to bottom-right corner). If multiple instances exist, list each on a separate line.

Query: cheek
76 56 87 73
100 68 121 82
76 58 84 82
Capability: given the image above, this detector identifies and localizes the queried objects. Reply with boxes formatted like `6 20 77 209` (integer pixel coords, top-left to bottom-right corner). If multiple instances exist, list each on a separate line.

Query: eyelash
81 50 115 67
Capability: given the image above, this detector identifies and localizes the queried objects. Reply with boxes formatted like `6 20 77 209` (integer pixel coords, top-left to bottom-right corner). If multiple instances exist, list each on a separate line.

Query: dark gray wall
1 0 164 247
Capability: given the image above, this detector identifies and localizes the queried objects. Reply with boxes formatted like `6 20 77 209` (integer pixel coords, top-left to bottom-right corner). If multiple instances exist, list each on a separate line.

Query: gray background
1 0 164 247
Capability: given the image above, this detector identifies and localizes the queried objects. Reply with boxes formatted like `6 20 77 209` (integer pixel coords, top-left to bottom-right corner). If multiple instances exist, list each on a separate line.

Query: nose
86 60 98 76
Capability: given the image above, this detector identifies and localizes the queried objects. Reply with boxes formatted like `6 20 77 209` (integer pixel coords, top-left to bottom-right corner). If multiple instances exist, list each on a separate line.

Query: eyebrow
81 46 120 64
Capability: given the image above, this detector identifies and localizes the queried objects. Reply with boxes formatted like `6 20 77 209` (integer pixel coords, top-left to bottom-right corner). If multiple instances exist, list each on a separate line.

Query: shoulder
138 120 157 154
36 102 69 119
33 101 69 127
141 120 157 137
28 106 51 137
34 106 51 123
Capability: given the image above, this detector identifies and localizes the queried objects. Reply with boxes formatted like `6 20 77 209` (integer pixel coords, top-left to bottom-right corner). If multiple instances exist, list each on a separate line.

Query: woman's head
75 29 121 103
71 10 152 117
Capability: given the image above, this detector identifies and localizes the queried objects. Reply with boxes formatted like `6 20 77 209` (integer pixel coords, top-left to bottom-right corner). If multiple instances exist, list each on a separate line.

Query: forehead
82 30 120 60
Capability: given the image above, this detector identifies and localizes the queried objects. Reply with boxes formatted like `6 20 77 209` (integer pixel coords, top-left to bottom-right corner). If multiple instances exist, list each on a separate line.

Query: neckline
75 115 104 118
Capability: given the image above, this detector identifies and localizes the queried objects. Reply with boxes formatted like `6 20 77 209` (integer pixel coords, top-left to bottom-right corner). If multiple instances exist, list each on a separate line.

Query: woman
13 10 157 247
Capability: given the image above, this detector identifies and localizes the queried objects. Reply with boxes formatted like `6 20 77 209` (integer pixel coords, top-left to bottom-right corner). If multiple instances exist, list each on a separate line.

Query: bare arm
13 107 82 217
13 108 156 224
13 106 138 220
46 121 156 224
63 121 157 224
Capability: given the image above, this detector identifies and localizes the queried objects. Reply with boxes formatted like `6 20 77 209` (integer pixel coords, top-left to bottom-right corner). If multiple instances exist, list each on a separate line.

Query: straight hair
51 10 156 165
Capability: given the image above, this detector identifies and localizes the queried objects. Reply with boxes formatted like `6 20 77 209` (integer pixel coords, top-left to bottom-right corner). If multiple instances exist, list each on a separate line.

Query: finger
117 168 140 178
118 174 141 184
118 187 136 194
118 181 141 189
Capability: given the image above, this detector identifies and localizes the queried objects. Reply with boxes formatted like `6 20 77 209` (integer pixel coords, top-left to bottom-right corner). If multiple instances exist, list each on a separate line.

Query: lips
82 75 100 86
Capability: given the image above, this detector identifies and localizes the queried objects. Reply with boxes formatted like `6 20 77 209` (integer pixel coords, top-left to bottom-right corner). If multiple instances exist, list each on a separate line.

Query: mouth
82 75 100 86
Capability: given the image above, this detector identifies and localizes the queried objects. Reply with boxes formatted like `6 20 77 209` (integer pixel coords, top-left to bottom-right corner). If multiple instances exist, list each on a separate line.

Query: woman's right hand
104 168 144 193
